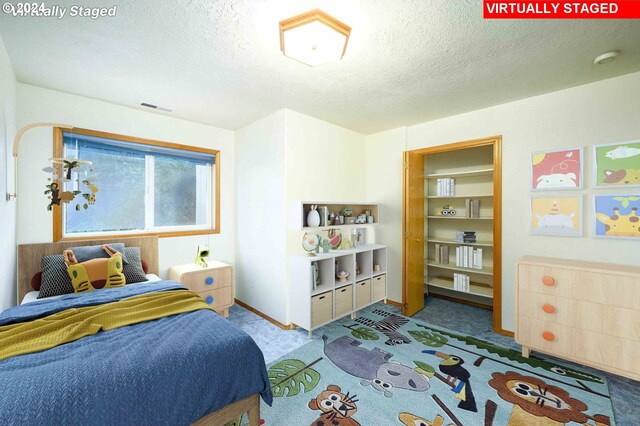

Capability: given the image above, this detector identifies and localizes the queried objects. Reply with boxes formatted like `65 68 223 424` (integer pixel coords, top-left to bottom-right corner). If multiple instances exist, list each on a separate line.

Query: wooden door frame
402 135 508 335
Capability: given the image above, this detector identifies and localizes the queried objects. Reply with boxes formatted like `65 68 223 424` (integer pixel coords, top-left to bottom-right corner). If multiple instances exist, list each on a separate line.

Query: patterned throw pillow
38 254 74 298
122 247 149 284
64 245 126 293
69 243 130 264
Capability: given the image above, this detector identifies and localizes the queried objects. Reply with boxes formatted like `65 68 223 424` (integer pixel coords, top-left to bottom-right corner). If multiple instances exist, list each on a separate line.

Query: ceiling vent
140 102 173 113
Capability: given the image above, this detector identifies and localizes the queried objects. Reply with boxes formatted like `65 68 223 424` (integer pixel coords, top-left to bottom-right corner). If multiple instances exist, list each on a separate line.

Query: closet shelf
425 168 494 179
426 194 493 199
426 238 493 247
426 216 493 220
425 276 493 298
425 261 494 276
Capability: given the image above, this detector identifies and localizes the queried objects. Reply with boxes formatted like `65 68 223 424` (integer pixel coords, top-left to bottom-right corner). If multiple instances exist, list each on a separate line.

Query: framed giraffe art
594 195 640 240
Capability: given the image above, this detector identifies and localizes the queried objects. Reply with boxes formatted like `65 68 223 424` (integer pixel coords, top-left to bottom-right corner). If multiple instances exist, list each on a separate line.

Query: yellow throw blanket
0 290 213 361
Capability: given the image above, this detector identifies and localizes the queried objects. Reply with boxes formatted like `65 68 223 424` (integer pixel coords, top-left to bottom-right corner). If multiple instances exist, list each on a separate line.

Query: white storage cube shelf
289 244 388 337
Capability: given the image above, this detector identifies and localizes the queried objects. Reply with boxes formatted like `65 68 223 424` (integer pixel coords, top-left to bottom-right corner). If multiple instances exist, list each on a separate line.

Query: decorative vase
307 205 321 227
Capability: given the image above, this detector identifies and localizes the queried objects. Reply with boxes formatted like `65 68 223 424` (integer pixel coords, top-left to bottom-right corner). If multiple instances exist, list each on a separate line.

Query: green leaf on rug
268 358 322 398
413 361 436 378
351 327 380 340
408 330 448 347
415 324 604 384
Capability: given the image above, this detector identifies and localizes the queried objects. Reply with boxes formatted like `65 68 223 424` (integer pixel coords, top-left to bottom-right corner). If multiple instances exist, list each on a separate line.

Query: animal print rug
252 307 614 426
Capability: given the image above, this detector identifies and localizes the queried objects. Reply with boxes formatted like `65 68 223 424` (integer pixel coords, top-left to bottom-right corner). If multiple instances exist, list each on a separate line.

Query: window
54 128 219 241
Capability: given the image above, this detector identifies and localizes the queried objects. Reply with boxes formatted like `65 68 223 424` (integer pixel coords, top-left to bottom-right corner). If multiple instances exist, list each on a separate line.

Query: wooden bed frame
16 236 262 426
17 236 159 303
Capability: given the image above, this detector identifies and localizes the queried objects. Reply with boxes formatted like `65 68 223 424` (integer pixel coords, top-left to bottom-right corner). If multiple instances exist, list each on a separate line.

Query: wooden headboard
17 236 159 303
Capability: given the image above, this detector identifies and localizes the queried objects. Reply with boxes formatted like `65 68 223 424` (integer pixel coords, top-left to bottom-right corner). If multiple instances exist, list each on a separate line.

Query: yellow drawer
335 285 354 318
197 287 232 310
372 274 386 301
518 290 640 342
355 279 371 309
183 267 232 293
311 291 333 327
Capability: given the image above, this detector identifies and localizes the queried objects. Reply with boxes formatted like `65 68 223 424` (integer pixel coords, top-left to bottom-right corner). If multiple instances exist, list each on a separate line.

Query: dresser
289 244 387 338
516 256 640 381
168 261 234 317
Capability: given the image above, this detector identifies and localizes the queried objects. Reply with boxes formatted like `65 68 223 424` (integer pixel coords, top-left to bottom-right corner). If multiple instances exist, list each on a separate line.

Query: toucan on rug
250 307 614 426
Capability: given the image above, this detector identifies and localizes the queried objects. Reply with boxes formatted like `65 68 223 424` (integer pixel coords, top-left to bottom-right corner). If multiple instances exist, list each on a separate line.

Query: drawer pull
542 304 555 314
319 296 325 300
341 289 347 293
542 276 555 286
205 296 214 304
542 331 555 341
205 277 214 285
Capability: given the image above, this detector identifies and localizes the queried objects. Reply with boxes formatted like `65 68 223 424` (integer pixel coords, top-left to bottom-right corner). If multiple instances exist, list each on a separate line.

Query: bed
1 237 272 426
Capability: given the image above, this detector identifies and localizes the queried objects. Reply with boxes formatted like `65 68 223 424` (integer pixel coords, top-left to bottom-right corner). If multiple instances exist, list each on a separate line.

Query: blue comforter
0 281 272 426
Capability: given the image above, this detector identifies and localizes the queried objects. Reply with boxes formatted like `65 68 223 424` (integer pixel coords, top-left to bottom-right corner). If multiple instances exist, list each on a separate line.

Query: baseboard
385 299 403 308
427 293 493 310
497 328 515 337
234 299 293 330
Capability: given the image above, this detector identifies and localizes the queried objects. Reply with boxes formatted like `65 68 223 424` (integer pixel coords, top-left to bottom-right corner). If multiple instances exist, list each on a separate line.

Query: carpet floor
229 297 639 425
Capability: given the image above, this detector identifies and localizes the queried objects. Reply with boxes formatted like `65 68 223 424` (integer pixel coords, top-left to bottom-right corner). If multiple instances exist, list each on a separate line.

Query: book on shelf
453 273 470 292
436 178 455 196
455 231 477 243
465 199 481 218
434 244 450 264
456 246 483 270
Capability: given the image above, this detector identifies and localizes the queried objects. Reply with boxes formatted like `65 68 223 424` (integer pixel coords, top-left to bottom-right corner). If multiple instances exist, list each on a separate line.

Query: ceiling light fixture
279 9 351 67
593 50 619 65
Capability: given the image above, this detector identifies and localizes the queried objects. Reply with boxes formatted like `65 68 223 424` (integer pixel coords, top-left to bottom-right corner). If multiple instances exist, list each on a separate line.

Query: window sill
54 228 219 242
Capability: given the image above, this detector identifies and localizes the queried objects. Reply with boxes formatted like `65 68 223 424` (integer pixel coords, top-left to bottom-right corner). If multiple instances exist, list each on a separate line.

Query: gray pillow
122 247 148 284
69 243 130 264
38 254 74 298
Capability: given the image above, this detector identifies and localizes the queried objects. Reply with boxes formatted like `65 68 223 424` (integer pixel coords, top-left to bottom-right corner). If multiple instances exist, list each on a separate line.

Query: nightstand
168 261 234 317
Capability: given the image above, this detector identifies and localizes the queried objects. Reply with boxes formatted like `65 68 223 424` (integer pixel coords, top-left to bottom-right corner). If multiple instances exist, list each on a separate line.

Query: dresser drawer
183 267 232 292
335 285 354 318
573 271 640 311
372 274 386 301
518 290 640 341
311 291 333 327
517 317 573 358
518 316 640 375
355 279 371 309
518 264 575 297
197 287 233 310
570 328 640 375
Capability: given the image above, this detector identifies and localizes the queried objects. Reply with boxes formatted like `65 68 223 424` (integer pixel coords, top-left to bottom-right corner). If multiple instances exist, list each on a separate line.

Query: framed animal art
594 140 640 188
530 147 583 191
530 195 583 237
594 195 640 240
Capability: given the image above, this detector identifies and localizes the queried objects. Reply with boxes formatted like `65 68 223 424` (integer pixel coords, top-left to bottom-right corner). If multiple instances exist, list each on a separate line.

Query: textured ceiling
1 0 639 134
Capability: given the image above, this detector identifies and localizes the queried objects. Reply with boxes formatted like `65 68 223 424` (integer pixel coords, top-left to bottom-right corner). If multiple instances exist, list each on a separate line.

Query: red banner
484 1 640 19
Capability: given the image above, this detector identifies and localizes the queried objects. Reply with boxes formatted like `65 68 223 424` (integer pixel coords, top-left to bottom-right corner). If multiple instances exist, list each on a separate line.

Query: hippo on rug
322 336 430 397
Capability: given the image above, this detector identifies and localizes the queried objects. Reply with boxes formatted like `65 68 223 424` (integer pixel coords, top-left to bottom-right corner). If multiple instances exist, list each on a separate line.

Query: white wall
284 109 368 254
365 127 406 304
234 109 368 324
366 71 640 332
0 36 17 310
235 110 287 322
16 84 236 278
